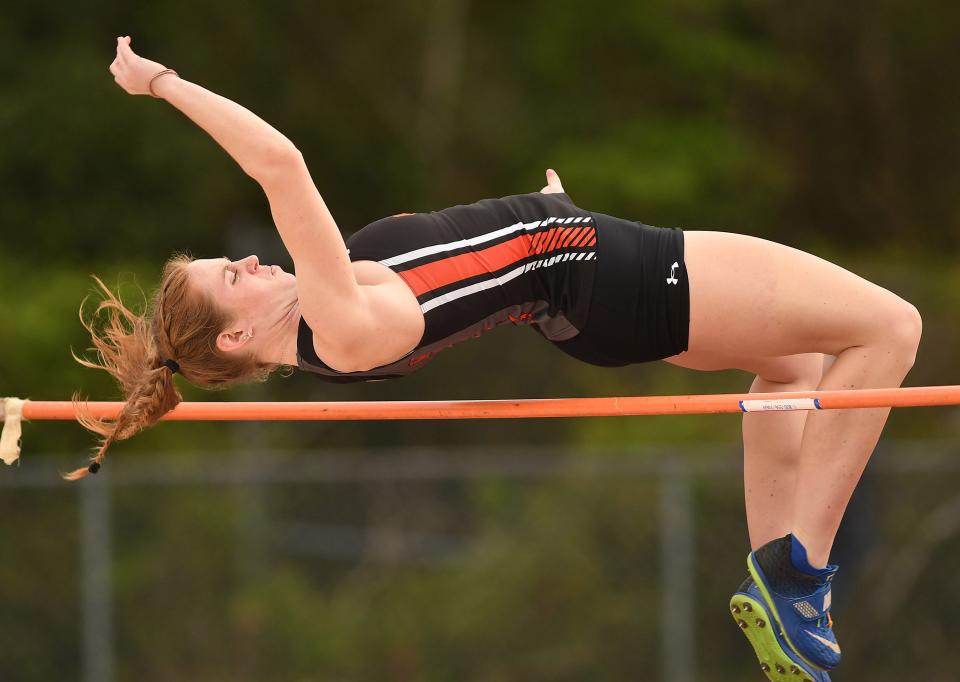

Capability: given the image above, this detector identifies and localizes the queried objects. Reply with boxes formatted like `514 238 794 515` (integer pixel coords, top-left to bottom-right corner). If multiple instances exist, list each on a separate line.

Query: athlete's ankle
789 533 833 578
753 535 836 596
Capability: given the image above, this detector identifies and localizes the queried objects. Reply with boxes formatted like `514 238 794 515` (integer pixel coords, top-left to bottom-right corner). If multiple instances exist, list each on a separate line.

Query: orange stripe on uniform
530 228 551 253
562 226 585 247
573 227 595 247
398 225 596 298
534 226 583 255
398 233 532 297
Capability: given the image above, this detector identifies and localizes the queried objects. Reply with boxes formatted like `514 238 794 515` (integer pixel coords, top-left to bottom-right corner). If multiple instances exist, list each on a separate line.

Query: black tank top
297 192 598 382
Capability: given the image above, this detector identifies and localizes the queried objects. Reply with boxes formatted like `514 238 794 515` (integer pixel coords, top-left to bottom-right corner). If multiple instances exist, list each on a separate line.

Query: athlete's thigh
681 230 907 358
665 349 825 385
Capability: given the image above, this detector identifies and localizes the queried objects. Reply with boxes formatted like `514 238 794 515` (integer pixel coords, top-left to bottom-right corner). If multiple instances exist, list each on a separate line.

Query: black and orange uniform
297 191 689 383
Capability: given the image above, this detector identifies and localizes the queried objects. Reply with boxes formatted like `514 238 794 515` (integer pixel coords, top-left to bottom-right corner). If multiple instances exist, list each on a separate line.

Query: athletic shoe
730 576 831 682
748 535 841 672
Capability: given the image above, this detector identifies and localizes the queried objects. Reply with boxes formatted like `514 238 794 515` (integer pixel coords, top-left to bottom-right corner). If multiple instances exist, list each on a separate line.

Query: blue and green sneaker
730 576 831 682
747 535 841 672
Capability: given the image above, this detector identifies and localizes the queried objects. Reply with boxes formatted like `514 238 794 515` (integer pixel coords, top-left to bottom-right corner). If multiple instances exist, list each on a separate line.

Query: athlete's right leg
665 349 831 681
664 350 825 550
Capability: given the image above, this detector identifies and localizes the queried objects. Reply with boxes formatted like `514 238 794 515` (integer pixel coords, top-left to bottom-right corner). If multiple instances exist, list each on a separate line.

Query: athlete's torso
297 191 599 382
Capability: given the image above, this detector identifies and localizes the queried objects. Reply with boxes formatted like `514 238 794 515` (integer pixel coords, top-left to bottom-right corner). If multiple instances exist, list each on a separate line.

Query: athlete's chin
273 264 294 279
277 272 298 293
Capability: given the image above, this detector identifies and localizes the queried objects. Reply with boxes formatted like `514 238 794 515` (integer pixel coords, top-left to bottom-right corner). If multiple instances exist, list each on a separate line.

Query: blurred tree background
2 1 959 681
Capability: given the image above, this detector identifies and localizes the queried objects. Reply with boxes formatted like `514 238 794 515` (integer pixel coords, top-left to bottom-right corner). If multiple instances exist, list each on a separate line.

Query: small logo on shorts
666 262 679 285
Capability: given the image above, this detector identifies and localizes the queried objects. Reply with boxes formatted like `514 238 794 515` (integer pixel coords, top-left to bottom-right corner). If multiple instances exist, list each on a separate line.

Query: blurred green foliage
3 1 960 680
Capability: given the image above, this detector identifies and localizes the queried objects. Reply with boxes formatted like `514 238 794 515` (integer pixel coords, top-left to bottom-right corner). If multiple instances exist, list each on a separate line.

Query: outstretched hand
540 168 566 194
108 36 172 96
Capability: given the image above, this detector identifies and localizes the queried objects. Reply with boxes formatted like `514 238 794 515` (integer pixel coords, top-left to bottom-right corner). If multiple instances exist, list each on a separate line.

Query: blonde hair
67 254 278 480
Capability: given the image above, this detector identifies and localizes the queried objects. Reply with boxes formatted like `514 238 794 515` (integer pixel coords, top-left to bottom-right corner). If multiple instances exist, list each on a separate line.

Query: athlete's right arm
110 37 296 182
109 37 388 360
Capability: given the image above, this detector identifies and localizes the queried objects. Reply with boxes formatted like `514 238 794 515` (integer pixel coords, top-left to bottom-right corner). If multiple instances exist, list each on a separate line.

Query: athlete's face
186 255 298 353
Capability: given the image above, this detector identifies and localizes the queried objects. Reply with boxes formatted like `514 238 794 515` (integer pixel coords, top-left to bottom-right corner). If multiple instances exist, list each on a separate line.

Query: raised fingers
116 36 133 60
540 168 565 194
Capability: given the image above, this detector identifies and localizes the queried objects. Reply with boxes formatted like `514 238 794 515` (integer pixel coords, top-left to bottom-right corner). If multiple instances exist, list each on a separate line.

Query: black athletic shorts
549 213 690 366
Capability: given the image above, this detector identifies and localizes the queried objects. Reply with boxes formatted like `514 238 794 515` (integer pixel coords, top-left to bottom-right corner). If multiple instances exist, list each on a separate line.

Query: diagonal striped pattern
529 224 596 255
384 215 596 314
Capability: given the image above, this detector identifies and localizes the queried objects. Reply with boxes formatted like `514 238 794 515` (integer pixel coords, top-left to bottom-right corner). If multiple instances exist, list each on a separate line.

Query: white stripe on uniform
379 217 591 267
421 252 597 314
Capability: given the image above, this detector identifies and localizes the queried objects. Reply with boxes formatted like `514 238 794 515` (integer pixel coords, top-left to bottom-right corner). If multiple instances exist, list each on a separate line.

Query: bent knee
883 300 923 370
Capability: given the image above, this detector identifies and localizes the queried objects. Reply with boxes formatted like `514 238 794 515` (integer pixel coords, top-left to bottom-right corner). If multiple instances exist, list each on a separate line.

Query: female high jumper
88 36 922 681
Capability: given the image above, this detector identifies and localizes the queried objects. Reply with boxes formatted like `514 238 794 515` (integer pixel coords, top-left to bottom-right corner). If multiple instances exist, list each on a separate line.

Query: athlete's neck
256 296 302 367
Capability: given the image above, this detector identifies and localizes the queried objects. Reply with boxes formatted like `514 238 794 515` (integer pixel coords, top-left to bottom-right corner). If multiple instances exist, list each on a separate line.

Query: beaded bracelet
148 68 179 98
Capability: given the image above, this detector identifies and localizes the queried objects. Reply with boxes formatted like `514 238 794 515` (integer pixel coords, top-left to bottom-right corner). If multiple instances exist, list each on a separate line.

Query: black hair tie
161 358 180 374
88 461 101 474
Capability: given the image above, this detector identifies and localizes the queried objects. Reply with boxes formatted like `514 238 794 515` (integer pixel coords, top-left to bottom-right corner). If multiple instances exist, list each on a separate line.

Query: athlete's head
68 253 287 480
185 254 299 357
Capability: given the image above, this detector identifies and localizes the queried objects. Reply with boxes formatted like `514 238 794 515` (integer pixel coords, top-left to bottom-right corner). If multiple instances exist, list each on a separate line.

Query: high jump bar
4 387 960 465
5 385 960 422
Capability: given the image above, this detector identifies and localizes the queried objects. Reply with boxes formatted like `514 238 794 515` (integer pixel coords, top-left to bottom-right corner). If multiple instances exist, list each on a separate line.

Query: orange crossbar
11 385 960 421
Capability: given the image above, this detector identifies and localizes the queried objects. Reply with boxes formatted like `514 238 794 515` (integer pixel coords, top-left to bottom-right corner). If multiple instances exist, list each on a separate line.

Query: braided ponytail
68 255 277 480
65 357 181 480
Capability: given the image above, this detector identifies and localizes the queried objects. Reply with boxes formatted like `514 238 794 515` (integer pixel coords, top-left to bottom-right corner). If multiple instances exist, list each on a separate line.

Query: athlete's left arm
539 168 566 194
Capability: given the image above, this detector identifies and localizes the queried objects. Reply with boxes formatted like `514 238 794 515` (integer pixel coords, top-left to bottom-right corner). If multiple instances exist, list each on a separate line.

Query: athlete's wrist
150 70 181 100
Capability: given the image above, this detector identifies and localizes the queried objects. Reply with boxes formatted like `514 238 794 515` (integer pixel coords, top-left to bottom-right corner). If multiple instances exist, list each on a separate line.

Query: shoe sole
729 591 823 682
747 553 829 673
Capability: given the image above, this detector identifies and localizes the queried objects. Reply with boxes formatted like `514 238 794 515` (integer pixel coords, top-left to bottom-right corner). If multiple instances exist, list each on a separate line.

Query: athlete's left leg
674 230 920 564
666 230 921 676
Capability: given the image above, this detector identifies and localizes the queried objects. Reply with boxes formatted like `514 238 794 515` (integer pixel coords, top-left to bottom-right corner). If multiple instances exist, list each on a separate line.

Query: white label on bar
739 398 822 413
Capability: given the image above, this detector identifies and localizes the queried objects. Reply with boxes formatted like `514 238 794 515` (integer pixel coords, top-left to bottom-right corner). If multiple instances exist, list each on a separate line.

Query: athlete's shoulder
479 190 579 207
500 190 578 204
344 210 436 261
344 191 586 261
438 191 584 221
492 191 583 214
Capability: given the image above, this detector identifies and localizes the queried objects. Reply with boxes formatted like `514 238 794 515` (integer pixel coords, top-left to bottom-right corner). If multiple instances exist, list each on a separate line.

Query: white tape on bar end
739 398 822 413
0 398 25 465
